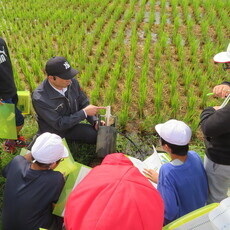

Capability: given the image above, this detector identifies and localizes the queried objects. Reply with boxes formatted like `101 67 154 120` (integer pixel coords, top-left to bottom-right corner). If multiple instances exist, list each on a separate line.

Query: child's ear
163 144 171 153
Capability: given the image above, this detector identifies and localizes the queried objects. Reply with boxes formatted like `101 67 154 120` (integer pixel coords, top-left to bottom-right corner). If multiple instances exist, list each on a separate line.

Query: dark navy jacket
32 78 97 137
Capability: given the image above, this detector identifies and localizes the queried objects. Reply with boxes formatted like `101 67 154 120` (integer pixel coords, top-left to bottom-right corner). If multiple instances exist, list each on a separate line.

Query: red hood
64 153 164 230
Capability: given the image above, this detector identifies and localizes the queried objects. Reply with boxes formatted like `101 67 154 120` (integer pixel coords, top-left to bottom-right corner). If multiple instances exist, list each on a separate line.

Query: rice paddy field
0 0 229 134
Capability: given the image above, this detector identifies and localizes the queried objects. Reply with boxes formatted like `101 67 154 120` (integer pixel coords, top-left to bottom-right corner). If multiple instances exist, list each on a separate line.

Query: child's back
158 150 208 223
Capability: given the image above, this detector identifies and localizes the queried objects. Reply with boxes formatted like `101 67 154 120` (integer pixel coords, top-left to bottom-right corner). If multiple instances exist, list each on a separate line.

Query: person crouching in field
64 153 164 230
2 132 68 230
144 119 208 225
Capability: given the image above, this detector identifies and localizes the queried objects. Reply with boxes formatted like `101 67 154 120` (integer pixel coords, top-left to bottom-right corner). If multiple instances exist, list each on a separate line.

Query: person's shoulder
160 162 172 172
32 80 48 98
8 155 27 167
188 150 201 159
46 171 65 184
71 78 79 86
0 37 6 44
48 170 64 179
187 151 203 165
13 155 27 162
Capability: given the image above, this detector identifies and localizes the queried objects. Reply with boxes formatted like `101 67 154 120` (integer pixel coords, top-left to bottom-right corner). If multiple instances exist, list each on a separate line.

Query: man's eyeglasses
223 63 230 70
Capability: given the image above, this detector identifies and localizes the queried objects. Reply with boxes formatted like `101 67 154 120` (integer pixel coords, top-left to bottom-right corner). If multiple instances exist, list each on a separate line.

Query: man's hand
83 105 106 116
213 106 221 110
94 120 106 130
213 84 230 98
143 168 159 183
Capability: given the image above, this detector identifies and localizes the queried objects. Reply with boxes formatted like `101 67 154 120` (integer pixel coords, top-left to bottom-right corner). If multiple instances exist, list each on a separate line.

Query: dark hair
32 157 61 169
160 138 188 156
35 161 51 169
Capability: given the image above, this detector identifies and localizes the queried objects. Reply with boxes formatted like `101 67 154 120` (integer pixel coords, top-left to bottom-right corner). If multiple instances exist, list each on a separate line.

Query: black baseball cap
45 56 79 79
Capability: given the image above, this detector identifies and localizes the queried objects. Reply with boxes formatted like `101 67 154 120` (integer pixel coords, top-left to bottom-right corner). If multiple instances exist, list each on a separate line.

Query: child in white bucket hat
144 119 208 225
2 132 68 230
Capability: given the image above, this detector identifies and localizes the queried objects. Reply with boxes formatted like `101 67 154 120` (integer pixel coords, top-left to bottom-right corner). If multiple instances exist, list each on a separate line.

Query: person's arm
143 169 159 183
23 152 33 162
158 176 179 223
32 97 86 131
200 104 230 137
51 174 65 209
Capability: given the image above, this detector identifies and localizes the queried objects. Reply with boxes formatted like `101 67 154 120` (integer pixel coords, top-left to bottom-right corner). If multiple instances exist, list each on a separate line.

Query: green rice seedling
186 16 195 34
189 38 199 57
170 91 179 117
158 31 168 53
149 7 155 27
143 33 151 59
187 88 196 111
30 59 43 82
160 0 167 12
171 0 179 19
173 16 181 33
160 13 167 29
215 22 225 45
90 85 101 105
206 8 216 25
201 41 214 67
200 87 210 108
138 60 149 118
200 20 209 40
180 0 189 21
80 59 97 87
154 43 162 64
193 3 202 23
130 26 138 55
135 7 145 25
154 81 163 114
183 67 193 93
119 105 129 128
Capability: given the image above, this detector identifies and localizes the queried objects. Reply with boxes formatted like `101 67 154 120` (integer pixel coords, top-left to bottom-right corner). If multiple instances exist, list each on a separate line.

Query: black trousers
28 123 97 150
64 123 97 144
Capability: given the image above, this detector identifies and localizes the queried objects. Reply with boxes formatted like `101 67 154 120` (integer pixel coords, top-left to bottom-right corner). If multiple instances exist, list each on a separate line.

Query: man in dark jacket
200 43 230 203
0 37 26 153
32 56 105 145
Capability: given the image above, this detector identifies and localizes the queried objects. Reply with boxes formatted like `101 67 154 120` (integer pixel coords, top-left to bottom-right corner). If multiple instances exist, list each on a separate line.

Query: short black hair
32 158 62 169
160 138 188 156
35 161 51 169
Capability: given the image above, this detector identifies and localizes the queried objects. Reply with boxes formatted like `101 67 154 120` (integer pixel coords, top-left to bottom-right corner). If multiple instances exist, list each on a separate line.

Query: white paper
209 197 230 230
174 212 214 230
128 145 167 188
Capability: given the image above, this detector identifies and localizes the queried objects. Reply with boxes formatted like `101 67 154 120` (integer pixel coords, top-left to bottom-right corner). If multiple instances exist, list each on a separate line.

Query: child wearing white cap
144 119 208 225
2 132 68 230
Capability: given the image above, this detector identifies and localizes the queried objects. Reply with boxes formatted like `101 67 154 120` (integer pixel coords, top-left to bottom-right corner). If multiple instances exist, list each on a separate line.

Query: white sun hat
155 119 192 146
213 43 230 63
31 132 69 164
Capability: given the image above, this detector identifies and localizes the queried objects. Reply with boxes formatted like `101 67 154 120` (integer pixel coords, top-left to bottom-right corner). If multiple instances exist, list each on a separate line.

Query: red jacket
64 153 164 230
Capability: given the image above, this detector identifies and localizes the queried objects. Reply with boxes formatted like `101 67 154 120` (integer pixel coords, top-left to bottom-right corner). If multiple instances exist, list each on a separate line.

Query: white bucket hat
31 132 68 164
213 43 230 63
155 119 192 146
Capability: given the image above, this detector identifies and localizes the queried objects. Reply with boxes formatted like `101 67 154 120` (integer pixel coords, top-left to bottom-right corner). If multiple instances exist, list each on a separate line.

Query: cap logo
63 61 70 69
